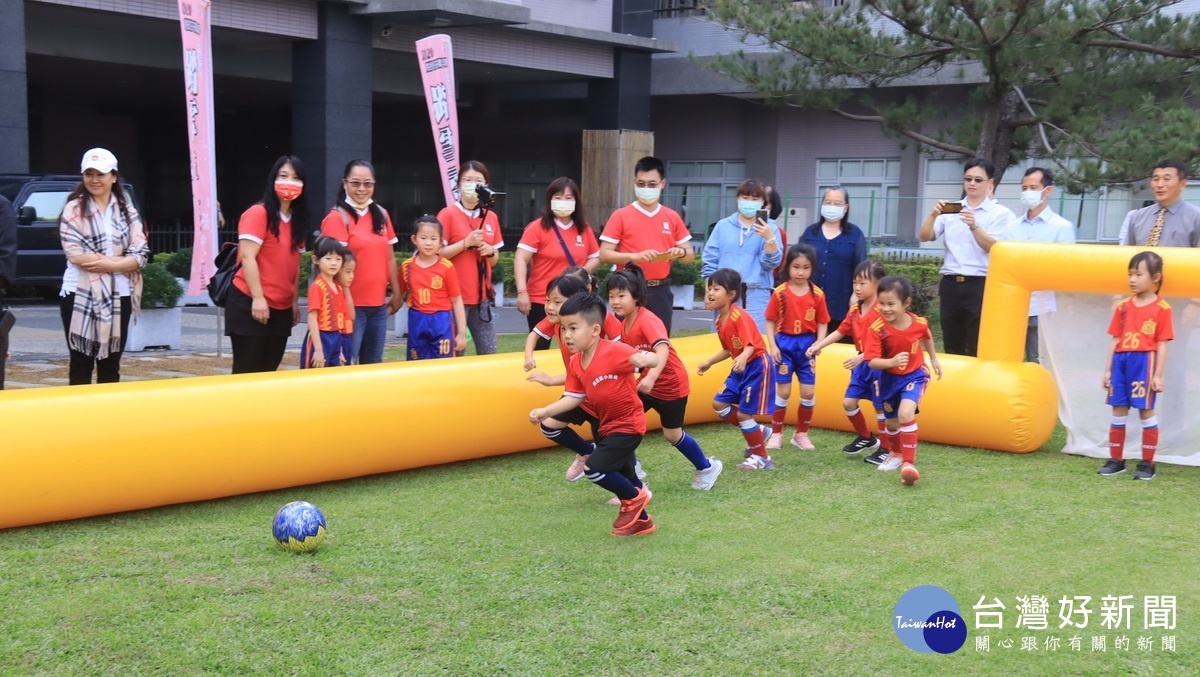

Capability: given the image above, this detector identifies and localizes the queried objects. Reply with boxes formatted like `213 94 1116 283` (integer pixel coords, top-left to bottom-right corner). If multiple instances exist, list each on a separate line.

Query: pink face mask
274 179 304 201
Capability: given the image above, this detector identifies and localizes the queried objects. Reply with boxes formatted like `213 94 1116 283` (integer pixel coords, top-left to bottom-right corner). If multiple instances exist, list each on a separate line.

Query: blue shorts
1107 351 1158 410
714 353 776 416
773 332 817 385
300 330 353 368
878 367 930 419
845 360 883 410
408 309 455 360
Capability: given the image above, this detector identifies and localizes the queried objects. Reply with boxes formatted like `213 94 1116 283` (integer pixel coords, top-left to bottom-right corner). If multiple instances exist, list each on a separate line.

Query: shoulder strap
549 223 578 267
332 206 351 240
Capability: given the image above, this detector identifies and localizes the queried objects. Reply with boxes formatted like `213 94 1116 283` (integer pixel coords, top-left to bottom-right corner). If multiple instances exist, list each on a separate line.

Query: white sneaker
790 432 815 450
877 453 903 471
607 483 651 505
765 432 783 450
635 460 647 480
566 454 588 482
692 458 724 490
737 454 775 470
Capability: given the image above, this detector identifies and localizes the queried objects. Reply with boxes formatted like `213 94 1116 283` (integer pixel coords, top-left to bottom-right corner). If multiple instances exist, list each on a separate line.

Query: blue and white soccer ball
272 501 328 553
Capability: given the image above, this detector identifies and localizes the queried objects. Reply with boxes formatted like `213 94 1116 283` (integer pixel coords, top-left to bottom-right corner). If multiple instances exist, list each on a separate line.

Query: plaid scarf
59 197 149 358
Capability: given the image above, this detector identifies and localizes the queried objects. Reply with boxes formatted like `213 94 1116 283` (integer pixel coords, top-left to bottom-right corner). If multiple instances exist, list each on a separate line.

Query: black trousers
525 302 550 351
645 283 675 335
938 275 986 357
60 293 132 385
230 334 289 374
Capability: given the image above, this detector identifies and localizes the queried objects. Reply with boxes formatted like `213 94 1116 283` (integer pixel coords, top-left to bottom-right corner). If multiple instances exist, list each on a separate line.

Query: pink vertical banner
178 0 218 295
416 34 460 206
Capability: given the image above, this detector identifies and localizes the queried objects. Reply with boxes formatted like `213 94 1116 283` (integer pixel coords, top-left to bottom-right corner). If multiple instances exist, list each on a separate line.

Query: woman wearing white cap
58 147 149 385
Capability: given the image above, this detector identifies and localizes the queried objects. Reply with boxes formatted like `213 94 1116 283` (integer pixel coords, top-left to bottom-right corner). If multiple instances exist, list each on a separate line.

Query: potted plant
491 251 513 308
126 261 184 351
158 248 214 306
669 259 700 310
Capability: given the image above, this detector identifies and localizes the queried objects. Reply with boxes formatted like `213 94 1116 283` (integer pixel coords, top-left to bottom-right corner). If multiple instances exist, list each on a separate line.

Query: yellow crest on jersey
1141 320 1156 335
883 402 894 413
778 363 790 375
732 337 744 350
805 308 816 322
431 276 444 290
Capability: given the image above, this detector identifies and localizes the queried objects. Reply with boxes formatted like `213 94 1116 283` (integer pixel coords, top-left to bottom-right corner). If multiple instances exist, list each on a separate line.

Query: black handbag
207 242 241 307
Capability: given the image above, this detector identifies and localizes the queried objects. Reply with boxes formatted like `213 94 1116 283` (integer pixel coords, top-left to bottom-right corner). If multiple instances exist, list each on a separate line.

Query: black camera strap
550 222 578 268
474 203 494 323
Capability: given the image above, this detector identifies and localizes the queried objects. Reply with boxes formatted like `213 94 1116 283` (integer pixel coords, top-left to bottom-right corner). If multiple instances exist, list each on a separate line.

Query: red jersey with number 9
1108 296 1173 353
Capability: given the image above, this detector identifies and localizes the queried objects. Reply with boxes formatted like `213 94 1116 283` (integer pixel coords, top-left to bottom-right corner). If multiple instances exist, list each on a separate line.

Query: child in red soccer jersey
530 293 660 537
608 265 724 490
398 216 468 360
697 268 777 470
765 244 830 451
1100 251 1172 480
300 237 354 368
808 260 893 464
863 276 943 486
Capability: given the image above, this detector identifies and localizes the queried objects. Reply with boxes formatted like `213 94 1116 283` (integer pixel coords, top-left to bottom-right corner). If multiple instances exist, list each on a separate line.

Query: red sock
720 405 741 426
771 407 787 435
743 423 766 457
796 401 815 434
1142 426 1159 464
847 408 872 438
883 427 897 453
878 417 892 450
1109 424 1126 461
899 424 918 464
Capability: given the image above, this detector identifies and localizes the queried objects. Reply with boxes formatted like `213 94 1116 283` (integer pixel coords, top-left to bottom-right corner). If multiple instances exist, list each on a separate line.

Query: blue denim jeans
353 305 390 364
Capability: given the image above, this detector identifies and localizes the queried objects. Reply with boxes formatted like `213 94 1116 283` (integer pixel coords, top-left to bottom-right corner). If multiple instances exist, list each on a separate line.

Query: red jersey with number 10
621 308 689 400
1108 296 1173 353
863 312 933 375
564 340 647 437
399 257 461 314
837 301 882 353
716 305 767 359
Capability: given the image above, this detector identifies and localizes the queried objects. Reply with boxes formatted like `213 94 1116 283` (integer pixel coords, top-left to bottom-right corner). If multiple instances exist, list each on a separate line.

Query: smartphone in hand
941 203 964 214
756 209 770 222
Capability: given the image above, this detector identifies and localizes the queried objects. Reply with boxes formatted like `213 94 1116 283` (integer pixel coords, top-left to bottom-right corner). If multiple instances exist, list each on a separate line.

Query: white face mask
345 196 373 210
550 199 576 218
460 182 479 199
820 205 846 222
634 186 661 205
1020 189 1046 210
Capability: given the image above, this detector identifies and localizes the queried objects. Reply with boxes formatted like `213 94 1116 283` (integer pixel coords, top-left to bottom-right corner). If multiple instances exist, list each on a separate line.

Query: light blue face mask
738 200 762 218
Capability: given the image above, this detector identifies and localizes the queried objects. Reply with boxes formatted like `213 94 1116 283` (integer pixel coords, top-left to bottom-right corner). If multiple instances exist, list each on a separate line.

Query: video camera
475 184 505 208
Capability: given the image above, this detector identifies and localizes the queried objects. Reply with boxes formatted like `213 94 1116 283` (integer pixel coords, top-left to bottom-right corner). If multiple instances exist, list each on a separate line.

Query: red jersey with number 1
1108 296 1173 353
837 301 882 353
863 312 933 375
535 313 623 367
399 257 461 314
621 308 689 400
716 305 767 359
564 340 647 437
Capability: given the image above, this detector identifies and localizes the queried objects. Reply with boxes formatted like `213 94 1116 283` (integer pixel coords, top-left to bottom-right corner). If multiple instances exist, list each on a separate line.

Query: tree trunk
976 89 1022 184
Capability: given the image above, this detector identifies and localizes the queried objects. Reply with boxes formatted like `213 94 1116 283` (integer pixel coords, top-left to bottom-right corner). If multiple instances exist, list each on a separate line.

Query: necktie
1146 207 1166 246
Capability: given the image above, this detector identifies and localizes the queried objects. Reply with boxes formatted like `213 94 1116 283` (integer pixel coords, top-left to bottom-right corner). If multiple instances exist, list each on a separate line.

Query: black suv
0 175 138 292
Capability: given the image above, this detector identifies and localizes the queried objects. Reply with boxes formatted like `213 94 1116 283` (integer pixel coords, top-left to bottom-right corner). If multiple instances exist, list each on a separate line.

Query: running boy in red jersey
399 216 468 360
863 276 943 486
697 268 777 470
300 237 354 368
1099 251 1173 480
609 265 724 490
530 293 660 537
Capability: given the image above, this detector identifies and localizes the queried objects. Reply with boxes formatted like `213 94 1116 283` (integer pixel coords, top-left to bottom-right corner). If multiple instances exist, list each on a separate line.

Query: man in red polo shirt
599 156 695 334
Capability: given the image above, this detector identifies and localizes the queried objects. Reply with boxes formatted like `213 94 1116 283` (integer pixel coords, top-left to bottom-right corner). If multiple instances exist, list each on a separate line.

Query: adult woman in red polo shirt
320 159 401 364
436 160 503 355
226 156 309 373
514 176 599 349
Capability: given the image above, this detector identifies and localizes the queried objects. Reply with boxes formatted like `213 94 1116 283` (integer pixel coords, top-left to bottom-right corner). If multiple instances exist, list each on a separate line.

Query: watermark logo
894 585 967 654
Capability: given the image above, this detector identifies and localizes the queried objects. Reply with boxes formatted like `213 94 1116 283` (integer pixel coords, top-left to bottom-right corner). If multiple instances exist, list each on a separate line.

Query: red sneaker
613 486 651 530
901 463 920 486
612 515 656 537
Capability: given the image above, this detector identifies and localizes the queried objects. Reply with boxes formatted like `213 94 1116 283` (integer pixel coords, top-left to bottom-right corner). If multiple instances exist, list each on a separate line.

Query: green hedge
140 262 184 308
869 253 942 327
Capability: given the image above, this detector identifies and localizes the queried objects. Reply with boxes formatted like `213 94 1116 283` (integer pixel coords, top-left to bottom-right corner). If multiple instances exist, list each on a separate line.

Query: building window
665 160 746 238
655 0 705 18
816 158 901 237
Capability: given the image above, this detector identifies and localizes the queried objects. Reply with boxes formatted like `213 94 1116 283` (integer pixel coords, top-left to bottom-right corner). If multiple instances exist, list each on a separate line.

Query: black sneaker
843 435 880 455
864 448 890 465
1097 459 1126 476
1133 460 1156 480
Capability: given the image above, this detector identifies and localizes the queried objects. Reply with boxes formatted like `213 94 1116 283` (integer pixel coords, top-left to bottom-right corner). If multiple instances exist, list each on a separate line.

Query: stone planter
493 282 505 308
126 307 182 352
393 309 408 337
175 277 214 307
671 285 695 310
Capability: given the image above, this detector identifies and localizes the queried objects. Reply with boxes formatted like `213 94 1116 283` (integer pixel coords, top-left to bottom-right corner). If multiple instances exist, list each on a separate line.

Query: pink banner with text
178 0 218 295
416 34 460 206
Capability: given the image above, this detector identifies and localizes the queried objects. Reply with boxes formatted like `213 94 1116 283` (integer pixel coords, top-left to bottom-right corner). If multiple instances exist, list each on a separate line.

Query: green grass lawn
2 421 1196 674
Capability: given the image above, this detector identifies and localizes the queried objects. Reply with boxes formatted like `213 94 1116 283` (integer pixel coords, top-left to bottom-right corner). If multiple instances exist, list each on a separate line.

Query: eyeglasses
346 180 376 189
635 182 662 189
963 177 989 184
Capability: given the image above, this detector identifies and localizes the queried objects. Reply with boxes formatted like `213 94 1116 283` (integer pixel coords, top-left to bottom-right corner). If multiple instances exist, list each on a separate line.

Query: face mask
1020 189 1046 210
274 179 303 201
634 186 661 205
738 201 762 218
460 182 478 199
821 205 846 222
345 196 373 210
550 199 576 218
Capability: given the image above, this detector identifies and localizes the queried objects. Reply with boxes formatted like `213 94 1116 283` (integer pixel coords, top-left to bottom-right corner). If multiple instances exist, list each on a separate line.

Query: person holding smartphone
918 157 1017 357
700 178 782 332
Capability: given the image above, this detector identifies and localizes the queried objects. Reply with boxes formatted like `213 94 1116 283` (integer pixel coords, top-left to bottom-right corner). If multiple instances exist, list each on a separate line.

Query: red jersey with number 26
621 308 689 400
863 312 932 375
565 340 646 437
837 301 882 353
1108 296 1173 353
716 305 767 359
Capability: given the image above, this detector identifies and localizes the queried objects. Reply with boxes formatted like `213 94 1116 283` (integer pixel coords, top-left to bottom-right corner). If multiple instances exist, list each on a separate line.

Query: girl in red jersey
609 265 724 490
697 268 777 470
765 244 830 451
398 216 467 360
300 237 354 368
863 276 943 486
1099 251 1172 480
807 260 894 464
